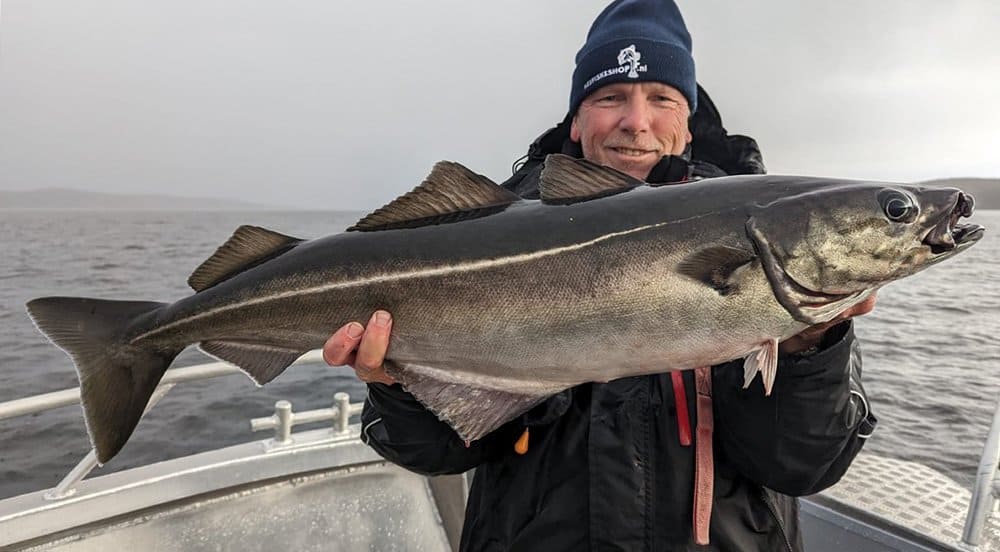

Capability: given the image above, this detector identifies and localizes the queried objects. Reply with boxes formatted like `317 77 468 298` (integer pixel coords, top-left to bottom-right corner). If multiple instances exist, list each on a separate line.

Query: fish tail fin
26 297 181 464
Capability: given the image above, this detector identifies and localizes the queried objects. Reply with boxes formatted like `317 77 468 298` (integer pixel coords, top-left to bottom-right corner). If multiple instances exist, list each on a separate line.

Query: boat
1 351 997 551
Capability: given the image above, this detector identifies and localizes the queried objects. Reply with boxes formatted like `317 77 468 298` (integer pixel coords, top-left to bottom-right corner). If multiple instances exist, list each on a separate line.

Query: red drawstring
671 371 692 446
693 367 715 545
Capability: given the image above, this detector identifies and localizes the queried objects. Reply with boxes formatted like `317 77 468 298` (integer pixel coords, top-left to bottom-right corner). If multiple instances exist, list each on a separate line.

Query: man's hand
323 310 396 385
779 294 877 355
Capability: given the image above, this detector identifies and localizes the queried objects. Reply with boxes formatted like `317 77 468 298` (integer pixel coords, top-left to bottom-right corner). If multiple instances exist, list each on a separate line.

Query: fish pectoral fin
348 161 520 232
677 246 756 296
188 226 304 292
538 154 644 204
387 362 562 442
199 340 304 385
794 290 874 326
742 338 779 395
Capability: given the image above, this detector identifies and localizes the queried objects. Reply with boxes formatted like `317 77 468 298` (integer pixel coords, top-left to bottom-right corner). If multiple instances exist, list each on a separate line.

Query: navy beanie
569 0 696 115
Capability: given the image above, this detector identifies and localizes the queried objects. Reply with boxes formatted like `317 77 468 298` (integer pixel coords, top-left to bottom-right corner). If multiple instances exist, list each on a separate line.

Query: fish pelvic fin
25 297 180 464
742 338 779 396
386 362 563 442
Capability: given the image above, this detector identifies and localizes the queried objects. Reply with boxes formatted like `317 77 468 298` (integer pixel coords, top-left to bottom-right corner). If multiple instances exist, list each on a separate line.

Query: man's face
570 82 692 180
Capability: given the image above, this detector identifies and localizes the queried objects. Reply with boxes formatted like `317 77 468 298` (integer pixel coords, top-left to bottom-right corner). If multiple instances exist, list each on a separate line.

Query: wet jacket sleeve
360 382 515 476
712 321 878 496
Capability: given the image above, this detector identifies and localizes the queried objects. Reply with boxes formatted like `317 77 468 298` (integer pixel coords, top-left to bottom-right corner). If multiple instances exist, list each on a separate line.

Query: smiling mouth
608 147 657 158
922 192 984 254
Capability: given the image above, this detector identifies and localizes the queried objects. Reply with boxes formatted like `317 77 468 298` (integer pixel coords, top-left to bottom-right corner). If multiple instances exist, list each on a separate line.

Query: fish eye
878 190 919 223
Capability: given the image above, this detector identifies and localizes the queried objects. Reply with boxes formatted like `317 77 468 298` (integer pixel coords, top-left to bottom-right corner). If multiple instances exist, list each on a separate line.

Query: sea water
1 209 997 499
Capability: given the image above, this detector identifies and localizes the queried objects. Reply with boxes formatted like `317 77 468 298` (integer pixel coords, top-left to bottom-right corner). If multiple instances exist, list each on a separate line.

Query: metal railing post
250 394 363 448
335 392 351 434
43 450 100 501
273 401 294 446
961 395 1000 547
44 383 176 500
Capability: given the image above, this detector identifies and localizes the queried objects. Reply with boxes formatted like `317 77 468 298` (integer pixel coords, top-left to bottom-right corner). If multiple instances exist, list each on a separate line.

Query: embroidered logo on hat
617 45 644 78
583 44 649 90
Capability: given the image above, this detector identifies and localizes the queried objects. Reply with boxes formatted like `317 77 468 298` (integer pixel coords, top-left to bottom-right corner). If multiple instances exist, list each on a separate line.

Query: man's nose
618 99 651 134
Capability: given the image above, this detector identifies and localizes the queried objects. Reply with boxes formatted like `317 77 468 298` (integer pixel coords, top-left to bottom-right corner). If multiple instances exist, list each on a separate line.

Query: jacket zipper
760 489 794 552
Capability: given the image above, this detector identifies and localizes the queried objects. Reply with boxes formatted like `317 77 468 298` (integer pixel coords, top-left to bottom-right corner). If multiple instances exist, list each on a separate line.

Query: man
324 0 878 550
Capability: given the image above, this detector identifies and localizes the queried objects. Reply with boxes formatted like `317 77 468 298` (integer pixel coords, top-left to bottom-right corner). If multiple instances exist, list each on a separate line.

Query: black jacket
360 86 878 551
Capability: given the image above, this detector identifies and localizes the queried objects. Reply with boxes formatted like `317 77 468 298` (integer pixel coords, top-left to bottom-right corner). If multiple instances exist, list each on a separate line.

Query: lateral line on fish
132 219 678 342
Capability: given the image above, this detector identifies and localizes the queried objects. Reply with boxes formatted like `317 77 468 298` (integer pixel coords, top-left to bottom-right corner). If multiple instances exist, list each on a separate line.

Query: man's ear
570 115 581 142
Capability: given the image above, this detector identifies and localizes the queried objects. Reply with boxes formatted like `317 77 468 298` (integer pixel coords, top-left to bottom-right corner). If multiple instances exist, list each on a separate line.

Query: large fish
27 155 983 463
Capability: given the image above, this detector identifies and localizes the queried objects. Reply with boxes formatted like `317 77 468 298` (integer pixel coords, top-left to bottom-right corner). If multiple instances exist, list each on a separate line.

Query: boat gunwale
0 425 407 548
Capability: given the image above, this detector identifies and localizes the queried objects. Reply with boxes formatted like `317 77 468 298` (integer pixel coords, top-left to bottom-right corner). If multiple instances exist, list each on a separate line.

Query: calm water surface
1 209 997 499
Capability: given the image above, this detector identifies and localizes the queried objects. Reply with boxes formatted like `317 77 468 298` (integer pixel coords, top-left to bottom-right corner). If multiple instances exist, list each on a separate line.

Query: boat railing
0 350 361 501
1 354 999 549
961 394 1000 549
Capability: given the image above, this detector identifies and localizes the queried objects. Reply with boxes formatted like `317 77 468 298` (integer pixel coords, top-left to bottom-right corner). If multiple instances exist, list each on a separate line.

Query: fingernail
373 311 391 328
346 322 364 339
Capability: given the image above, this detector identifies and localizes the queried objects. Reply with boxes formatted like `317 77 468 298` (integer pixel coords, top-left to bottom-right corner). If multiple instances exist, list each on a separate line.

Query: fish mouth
922 192 984 255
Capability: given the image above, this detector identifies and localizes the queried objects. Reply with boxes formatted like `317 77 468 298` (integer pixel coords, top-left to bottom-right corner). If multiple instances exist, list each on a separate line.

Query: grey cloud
2 1 997 208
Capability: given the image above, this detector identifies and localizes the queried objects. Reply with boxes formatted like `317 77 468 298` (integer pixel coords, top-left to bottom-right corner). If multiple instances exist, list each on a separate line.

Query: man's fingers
837 293 879 321
322 321 365 366
851 294 878 317
356 311 397 384
367 370 397 385
356 311 392 372
323 312 397 385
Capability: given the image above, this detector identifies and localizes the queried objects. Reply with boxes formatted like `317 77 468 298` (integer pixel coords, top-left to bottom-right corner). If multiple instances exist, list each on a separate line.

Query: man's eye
596 94 622 103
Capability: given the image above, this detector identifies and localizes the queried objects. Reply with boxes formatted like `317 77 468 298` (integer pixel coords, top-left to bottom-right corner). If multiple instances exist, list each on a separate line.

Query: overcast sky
2 1 998 209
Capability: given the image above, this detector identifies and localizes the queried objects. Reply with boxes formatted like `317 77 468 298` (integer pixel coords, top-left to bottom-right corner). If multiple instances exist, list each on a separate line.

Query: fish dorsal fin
188 225 303 292
348 161 520 232
539 154 644 204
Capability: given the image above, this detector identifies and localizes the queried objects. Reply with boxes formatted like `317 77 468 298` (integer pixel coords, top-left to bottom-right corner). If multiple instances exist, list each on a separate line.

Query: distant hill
0 188 286 210
920 178 1000 210
2 181 996 211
